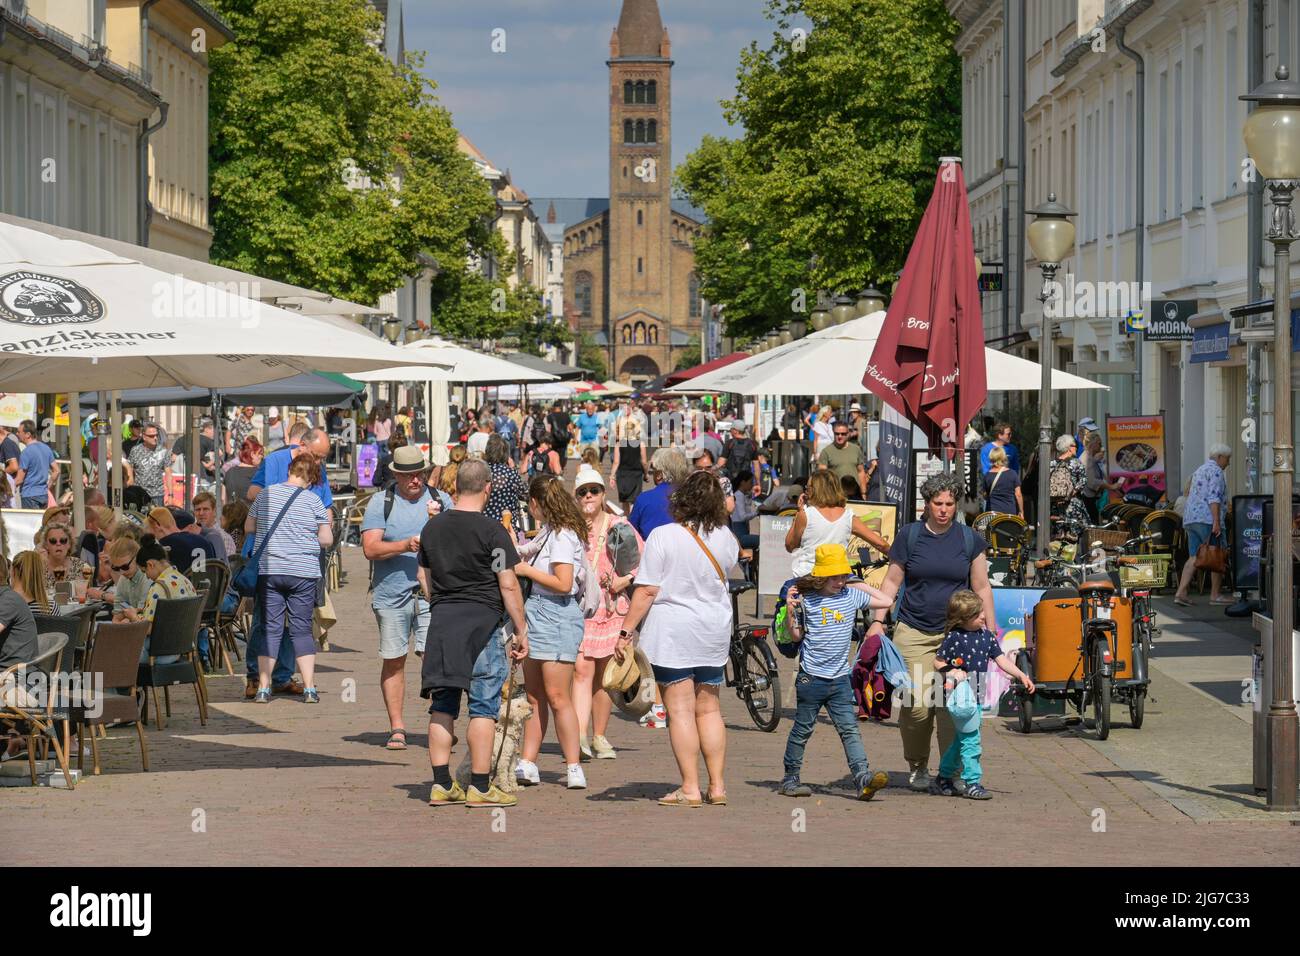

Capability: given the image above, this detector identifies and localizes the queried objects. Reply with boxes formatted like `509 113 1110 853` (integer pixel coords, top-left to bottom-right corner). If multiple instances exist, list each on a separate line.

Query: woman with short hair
1049 434 1089 542
38 523 88 596
514 474 590 790
617 470 740 807
244 454 333 704
483 434 525 534
864 473 994 793
1175 443 1233 606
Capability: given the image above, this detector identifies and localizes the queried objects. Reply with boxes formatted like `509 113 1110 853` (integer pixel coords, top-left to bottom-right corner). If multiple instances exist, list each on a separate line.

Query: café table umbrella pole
109 391 123 510
69 392 85 531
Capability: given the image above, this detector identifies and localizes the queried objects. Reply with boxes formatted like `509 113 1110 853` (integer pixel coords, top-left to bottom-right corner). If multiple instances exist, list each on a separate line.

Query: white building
951 0 1300 498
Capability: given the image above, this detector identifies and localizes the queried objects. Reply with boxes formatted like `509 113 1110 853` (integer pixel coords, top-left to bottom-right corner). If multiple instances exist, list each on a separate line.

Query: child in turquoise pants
931 590 1034 800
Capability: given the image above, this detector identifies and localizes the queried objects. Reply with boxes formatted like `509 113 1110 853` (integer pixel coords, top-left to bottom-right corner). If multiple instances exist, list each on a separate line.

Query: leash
491 659 517 778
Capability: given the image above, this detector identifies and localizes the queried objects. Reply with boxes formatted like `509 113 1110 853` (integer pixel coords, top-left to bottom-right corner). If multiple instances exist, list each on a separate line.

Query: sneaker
778 775 812 797
907 766 931 791
962 783 993 800
856 770 889 801
428 781 467 806
928 774 959 797
515 759 540 786
566 765 587 790
591 735 617 759
467 784 518 808
253 687 272 704
302 687 320 704
579 737 593 762
640 704 668 729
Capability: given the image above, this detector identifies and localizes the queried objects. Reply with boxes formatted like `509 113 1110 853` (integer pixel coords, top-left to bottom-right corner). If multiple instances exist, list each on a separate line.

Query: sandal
1173 597 1193 607
704 792 728 806
1209 597 1234 605
657 789 703 808
385 729 408 751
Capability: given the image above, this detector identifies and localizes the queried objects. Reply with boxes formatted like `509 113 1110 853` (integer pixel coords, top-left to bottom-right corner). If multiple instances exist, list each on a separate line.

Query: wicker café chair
79 620 151 775
0 633 75 788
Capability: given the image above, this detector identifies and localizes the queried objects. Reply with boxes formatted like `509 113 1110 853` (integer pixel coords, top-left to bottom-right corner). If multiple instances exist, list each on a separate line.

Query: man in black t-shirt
0 424 20 506
546 404 572 469
417 458 528 808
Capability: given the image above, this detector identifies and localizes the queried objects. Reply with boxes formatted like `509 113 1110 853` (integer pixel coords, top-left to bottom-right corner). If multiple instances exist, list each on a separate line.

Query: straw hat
605 646 655 719
810 543 851 577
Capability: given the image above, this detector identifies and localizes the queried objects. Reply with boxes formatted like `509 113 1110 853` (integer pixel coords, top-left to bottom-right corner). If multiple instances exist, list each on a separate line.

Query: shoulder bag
684 524 726 585
233 487 305 597
1194 533 1229 574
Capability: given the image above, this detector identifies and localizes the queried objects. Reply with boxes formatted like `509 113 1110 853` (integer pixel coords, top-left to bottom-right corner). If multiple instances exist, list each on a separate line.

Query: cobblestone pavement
6 548 1298 866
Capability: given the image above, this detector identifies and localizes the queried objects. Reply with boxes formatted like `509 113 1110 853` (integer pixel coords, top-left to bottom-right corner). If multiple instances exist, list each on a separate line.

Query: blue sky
404 0 784 197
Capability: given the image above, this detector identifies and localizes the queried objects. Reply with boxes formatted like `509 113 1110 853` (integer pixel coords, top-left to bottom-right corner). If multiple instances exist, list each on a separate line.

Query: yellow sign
53 394 69 427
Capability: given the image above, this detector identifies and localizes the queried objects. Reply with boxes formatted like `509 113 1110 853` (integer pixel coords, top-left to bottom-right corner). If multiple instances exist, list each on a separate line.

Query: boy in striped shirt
780 544 893 800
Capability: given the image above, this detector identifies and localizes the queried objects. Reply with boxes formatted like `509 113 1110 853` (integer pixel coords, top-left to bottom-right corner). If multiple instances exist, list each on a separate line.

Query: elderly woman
617 470 740 807
483 434 526 534
785 471 891 576
39 523 88 596
865 473 994 793
571 465 643 761
1080 432 1124 525
1048 434 1089 542
1175 444 1233 606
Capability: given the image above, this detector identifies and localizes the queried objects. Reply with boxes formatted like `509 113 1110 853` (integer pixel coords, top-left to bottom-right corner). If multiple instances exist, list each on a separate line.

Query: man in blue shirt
978 423 1020 476
575 401 602 461
15 420 56 509
1074 418 1098 460
629 446 690 540
240 423 332 697
361 447 439 749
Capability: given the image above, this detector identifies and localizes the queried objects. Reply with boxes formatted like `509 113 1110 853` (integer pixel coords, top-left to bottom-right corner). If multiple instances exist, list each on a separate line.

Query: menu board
757 513 797 596
1106 414 1166 500
1231 494 1300 592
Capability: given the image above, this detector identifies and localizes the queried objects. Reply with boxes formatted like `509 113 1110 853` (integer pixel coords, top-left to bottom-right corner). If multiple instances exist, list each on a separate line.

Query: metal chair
189 562 232 674
137 595 208 730
0 633 75 788
79 621 151 775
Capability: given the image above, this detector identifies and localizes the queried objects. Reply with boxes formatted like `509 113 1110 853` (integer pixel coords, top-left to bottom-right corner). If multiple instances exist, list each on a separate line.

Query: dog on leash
454 674 531 793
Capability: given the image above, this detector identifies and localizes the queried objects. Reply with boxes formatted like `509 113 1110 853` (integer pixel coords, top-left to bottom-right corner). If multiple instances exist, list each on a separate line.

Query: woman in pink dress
572 465 642 761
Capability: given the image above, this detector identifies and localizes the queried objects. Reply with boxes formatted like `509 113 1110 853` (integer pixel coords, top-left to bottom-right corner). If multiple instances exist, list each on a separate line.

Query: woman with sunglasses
39 524 87 595
514 474 590 789
104 537 150 619
572 465 643 761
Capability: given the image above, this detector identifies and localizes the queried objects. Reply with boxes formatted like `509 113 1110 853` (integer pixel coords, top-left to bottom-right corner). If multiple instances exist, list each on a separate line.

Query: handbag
233 487 305 597
1194 534 1228 574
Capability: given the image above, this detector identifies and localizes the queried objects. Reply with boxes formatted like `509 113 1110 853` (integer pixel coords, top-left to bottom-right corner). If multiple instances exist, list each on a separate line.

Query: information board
757 513 796 596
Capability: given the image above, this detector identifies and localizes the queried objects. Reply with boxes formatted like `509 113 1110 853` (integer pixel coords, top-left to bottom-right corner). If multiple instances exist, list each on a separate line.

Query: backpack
367 486 432 593
1048 460 1075 500
533 529 602 619
605 521 641 576
723 437 756 482
496 415 517 441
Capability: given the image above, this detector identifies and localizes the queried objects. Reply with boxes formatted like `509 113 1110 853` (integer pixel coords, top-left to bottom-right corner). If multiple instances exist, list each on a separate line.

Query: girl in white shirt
514 475 591 790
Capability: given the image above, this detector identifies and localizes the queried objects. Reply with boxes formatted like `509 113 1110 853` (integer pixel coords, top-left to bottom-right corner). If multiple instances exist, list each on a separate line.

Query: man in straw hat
361 446 445 752
417 459 529 808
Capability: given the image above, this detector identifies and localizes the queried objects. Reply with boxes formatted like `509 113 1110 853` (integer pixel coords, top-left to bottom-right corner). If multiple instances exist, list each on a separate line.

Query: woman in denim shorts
514 475 591 790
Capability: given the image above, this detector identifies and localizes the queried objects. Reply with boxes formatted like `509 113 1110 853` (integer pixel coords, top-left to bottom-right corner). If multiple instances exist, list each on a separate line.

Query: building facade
534 0 704 385
952 0 1300 498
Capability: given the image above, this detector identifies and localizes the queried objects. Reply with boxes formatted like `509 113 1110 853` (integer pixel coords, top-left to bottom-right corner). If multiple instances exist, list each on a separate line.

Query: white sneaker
566 764 587 790
640 704 668 729
579 737 593 762
908 766 931 791
591 734 617 759
515 759 540 786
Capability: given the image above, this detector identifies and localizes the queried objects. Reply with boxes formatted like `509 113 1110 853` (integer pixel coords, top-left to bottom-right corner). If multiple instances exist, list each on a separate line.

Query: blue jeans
426 628 508 720
939 725 983 785
20 495 45 509
783 671 870 779
245 600 296 685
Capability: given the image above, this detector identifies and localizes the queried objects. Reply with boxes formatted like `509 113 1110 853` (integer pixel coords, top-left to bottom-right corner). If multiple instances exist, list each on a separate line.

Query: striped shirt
251 482 329 578
796 587 873 679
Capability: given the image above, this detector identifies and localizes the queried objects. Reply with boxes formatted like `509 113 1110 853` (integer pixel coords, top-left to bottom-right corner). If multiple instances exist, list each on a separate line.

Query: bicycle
724 579 781 732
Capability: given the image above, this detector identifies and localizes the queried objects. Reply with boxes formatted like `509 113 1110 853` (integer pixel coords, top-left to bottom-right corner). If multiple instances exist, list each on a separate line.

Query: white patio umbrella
673 312 1107 396
0 221 451 391
600 380 635 396
348 338 559 385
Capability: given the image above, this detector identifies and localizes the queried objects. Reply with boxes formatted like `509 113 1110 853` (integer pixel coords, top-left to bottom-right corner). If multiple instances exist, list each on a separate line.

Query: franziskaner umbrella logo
0 271 105 326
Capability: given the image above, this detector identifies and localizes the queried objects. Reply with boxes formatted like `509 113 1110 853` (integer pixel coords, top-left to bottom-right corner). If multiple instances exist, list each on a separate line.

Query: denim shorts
524 592 584 663
427 628 508 720
373 594 431 658
1185 521 1220 557
652 664 726 687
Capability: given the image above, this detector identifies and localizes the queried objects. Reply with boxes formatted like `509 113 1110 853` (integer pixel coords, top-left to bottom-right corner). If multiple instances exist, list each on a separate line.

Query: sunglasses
833 431 849 437
110 561 134 572
47 538 70 546
576 486 603 497
143 433 158 439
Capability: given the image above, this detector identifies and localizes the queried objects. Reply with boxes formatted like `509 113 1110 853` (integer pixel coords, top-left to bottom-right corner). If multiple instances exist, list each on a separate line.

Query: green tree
675 0 960 338
576 332 609 381
673 334 701 371
208 0 495 305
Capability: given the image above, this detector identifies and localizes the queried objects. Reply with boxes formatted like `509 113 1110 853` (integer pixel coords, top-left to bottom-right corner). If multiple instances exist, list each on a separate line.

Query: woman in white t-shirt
514 474 591 790
617 470 739 807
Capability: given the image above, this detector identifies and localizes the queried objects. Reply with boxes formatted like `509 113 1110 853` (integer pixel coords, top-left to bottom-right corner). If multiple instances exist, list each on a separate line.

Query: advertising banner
876 404 912 514
1106 413 1166 500
0 392 36 426
984 587 1044 712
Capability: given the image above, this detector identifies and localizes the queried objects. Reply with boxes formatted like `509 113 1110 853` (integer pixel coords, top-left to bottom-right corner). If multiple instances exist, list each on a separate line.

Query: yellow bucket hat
811 543 852 577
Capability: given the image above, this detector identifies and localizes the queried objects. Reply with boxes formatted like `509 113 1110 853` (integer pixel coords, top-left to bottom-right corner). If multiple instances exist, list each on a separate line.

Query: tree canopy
675 0 961 338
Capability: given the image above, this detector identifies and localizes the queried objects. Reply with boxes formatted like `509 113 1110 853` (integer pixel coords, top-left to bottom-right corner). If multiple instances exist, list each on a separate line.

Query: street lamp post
1026 193 1077 558
1242 65 1300 811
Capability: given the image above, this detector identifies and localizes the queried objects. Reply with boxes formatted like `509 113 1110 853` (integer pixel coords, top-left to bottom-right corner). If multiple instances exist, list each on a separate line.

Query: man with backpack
718 422 760 489
495 405 519 462
361 446 444 752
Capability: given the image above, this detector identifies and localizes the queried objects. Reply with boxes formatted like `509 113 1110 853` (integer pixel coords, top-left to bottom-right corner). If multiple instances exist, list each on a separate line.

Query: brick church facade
535 0 704 385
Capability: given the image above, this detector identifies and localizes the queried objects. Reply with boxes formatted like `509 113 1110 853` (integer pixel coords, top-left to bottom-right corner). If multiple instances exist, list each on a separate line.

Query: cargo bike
1011 531 1160 739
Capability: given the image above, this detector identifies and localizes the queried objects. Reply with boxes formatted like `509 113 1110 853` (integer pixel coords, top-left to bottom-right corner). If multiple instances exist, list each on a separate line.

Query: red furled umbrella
665 351 749 387
862 159 987 454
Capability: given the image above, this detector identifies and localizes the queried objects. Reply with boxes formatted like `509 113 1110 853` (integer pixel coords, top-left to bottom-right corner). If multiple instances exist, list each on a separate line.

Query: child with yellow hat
780 543 893 800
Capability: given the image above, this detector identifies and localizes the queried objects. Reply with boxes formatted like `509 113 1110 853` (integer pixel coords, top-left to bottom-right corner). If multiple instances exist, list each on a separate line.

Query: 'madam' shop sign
1143 299 1196 341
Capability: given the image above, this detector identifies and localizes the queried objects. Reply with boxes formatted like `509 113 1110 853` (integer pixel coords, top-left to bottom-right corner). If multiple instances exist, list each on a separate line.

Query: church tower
607 0 673 382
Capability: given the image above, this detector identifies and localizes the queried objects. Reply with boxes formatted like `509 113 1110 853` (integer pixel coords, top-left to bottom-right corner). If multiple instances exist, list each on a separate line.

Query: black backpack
724 437 755 481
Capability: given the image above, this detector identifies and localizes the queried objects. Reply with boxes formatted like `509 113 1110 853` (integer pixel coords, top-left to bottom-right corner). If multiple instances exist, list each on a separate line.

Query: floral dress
1049 457 1089 542
580 511 643 658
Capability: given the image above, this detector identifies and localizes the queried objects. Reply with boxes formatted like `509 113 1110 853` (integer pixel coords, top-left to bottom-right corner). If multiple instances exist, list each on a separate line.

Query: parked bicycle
724 580 781 732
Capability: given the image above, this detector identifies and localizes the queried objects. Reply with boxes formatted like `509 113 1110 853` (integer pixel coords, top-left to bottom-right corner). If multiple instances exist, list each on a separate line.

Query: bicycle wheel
1090 640 1111 740
1014 650 1033 734
1129 688 1145 729
740 635 781 732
